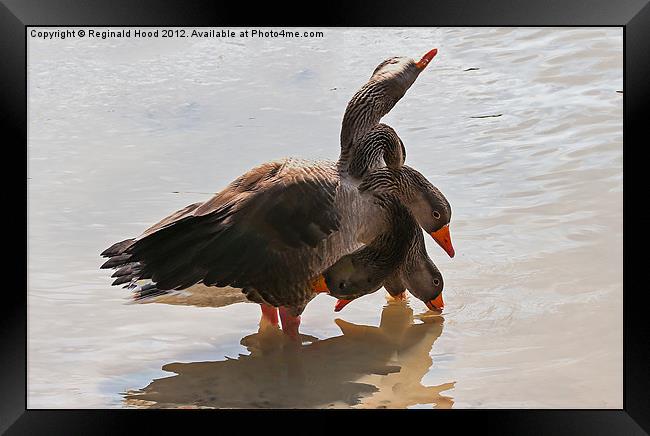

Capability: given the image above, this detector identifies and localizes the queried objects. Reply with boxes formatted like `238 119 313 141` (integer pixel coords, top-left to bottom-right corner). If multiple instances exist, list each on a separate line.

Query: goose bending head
358 165 455 258
329 255 445 313
387 256 445 312
346 123 406 179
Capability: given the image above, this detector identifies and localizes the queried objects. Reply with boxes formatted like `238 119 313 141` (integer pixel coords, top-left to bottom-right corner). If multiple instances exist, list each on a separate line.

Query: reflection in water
132 283 249 308
124 301 454 408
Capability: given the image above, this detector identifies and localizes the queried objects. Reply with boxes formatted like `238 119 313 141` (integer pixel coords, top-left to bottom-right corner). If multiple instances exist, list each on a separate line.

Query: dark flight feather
100 159 341 302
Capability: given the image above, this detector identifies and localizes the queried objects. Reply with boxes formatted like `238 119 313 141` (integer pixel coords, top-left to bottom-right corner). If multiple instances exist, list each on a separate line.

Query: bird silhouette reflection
124 299 454 408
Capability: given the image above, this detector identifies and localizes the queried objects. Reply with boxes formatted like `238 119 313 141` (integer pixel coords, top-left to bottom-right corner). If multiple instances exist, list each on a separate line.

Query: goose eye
433 211 441 219
433 279 440 286
339 282 346 290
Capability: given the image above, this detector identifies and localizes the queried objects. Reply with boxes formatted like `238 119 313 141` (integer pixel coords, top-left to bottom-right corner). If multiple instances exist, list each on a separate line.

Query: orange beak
416 48 438 69
426 293 444 311
334 299 353 312
310 275 329 293
430 224 455 258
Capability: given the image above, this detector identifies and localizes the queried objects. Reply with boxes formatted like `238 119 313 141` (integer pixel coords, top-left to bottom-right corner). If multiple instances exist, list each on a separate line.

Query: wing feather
101 159 341 295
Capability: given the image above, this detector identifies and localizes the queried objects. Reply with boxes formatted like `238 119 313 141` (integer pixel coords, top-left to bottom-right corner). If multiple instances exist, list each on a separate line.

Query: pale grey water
28 27 622 408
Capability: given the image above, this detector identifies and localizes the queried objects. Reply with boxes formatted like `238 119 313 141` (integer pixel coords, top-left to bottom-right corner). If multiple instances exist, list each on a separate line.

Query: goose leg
278 306 301 340
260 304 279 327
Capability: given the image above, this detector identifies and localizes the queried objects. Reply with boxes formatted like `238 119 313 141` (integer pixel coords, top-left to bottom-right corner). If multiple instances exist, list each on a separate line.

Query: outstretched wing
101 159 341 292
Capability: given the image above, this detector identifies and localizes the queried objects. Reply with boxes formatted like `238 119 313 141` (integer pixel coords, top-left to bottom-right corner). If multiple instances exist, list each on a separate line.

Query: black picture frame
2 0 647 434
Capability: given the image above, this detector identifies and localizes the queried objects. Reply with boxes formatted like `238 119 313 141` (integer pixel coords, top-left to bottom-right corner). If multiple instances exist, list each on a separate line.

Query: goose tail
100 238 148 286
125 282 179 303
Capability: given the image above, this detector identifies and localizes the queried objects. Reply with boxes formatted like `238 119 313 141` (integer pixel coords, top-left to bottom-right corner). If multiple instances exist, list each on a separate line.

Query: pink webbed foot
260 304 279 328
278 306 301 340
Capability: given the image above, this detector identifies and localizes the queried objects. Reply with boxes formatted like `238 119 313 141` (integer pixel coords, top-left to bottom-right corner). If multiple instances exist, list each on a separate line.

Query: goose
100 49 451 337
309 189 445 313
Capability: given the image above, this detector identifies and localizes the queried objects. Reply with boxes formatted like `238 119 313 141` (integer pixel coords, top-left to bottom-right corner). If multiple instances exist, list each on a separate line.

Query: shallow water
27 27 623 408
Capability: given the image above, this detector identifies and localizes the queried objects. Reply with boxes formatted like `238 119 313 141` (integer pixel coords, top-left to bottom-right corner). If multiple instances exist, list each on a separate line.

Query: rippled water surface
28 27 623 408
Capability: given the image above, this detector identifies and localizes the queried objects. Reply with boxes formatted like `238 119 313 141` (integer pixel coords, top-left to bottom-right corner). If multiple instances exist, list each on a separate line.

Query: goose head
358 165 455 258
401 256 445 312
319 254 386 307
369 48 438 102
